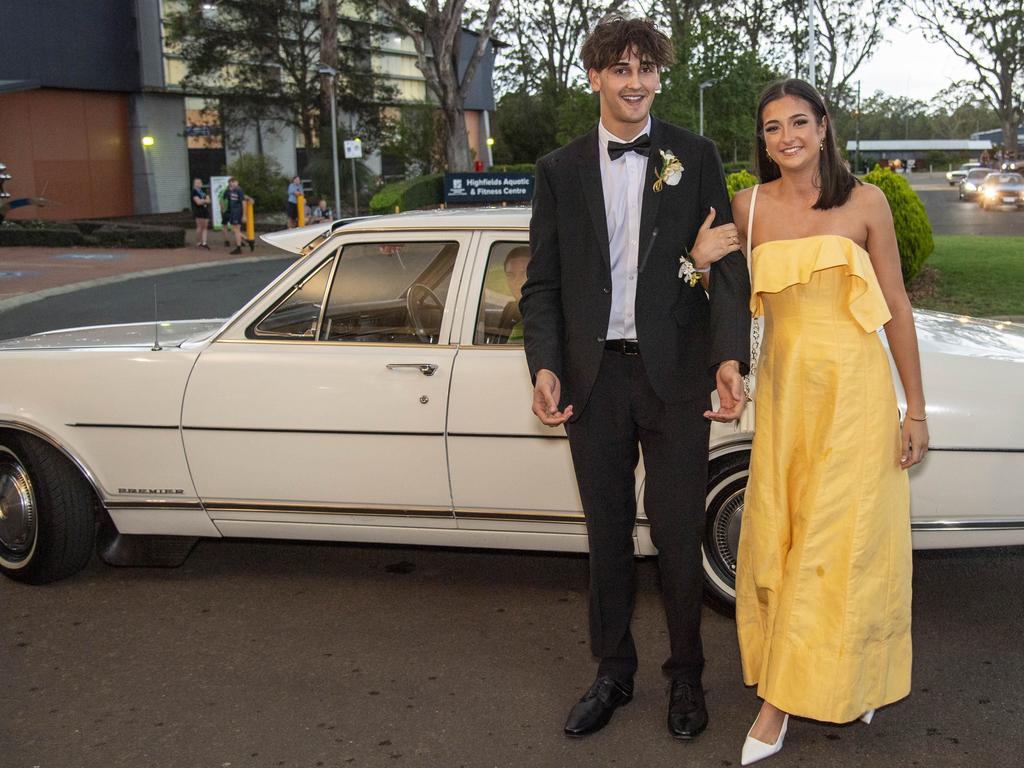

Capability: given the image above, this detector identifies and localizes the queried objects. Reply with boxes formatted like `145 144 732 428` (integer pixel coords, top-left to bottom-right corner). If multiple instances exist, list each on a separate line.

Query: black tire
701 449 750 614
0 433 96 584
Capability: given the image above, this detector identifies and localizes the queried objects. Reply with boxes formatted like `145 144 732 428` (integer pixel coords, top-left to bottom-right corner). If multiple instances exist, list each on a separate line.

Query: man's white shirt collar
598 118 652 153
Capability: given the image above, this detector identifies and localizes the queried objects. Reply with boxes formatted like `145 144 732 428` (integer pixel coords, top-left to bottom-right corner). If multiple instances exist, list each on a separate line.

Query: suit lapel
577 130 611 275
638 117 665 266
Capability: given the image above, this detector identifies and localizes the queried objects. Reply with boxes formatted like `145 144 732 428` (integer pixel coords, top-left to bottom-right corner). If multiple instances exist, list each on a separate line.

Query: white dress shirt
598 118 650 341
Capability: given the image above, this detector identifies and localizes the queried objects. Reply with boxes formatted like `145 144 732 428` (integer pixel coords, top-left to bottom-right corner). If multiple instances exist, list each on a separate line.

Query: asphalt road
0 257 294 341
909 174 1023 237
3 540 1023 768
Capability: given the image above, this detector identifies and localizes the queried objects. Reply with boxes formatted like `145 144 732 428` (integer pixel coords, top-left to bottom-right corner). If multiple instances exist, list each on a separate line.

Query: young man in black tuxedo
520 15 751 740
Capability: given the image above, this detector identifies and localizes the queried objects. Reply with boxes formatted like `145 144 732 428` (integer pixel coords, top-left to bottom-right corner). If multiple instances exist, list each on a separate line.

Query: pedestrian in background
287 175 302 228
310 198 333 223
223 177 252 254
190 178 210 249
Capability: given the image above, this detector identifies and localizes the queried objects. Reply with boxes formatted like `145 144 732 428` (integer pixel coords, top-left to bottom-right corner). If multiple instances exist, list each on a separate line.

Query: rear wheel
0 434 96 584
701 449 750 613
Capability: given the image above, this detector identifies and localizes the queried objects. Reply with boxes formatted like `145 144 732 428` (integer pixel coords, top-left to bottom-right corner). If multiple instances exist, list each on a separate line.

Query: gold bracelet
908 414 927 422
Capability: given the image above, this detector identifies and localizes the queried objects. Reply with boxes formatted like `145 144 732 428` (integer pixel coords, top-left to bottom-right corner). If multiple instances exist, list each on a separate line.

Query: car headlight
964 182 976 191
983 188 997 199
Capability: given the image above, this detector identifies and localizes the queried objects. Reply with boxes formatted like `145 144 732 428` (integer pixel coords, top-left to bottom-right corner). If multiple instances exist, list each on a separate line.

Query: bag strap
745 184 759 269
743 184 762 397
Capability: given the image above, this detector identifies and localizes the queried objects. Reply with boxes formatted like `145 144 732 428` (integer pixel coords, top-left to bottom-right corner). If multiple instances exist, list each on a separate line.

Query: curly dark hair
580 14 674 73
754 78 860 210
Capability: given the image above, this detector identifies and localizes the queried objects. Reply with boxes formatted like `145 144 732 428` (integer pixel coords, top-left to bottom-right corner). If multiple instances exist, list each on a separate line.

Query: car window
320 241 458 344
474 241 530 345
966 170 990 181
251 256 335 339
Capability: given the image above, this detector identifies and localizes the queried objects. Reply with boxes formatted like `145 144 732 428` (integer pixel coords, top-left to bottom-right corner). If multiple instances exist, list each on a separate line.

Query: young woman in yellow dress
729 78 930 765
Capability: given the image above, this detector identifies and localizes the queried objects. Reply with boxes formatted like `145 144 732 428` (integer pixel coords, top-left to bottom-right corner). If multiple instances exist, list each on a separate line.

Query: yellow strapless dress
735 235 912 723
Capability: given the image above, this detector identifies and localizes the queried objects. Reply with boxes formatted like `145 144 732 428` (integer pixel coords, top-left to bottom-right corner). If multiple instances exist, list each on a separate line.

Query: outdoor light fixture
698 80 715 137
486 137 495 147
141 136 155 147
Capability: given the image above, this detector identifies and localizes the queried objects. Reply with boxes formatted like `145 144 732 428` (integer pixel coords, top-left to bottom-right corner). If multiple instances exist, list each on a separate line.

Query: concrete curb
0 253 291 313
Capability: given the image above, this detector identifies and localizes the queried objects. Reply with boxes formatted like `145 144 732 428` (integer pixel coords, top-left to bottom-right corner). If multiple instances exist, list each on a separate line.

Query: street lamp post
699 80 714 137
317 65 341 217
807 0 817 86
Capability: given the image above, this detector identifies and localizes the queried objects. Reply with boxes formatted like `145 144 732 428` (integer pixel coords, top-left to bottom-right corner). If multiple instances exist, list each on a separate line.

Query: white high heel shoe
860 709 875 724
741 713 789 766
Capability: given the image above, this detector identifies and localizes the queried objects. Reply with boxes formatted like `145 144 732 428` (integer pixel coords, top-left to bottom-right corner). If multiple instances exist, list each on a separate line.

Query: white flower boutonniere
653 149 683 192
678 247 702 287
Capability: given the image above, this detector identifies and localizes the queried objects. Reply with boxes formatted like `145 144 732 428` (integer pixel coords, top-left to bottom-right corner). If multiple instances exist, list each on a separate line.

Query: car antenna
151 283 162 351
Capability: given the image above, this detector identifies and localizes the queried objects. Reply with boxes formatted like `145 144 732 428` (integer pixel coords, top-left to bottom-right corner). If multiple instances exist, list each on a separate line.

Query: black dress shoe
667 680 708 740
563 676 634 737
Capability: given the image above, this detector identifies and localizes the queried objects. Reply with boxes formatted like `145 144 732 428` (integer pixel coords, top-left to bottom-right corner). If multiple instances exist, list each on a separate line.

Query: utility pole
855 81 861 174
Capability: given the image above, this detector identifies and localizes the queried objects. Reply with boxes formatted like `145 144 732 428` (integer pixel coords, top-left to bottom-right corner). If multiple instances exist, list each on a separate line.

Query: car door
445 232 641 552
181 232 471 536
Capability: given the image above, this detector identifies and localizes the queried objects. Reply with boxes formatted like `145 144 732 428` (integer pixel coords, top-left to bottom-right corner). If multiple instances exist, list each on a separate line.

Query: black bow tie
607 134 651 160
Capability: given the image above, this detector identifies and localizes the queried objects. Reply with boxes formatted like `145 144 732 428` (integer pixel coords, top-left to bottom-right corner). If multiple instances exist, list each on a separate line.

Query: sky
833 14 976 102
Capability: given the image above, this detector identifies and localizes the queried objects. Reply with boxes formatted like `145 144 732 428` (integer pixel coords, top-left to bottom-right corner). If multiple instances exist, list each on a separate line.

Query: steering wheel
406 283 443 342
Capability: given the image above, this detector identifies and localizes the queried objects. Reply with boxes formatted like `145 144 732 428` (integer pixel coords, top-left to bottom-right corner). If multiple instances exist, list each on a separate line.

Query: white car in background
946 161 984 185
1 209 1023 607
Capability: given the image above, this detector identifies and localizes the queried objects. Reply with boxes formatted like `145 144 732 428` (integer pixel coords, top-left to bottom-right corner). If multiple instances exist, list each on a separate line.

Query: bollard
394 205 400 214
245 199 255 250
297 193 305 227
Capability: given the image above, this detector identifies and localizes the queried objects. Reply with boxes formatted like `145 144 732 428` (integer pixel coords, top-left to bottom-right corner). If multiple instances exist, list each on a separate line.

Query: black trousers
566 348 710 683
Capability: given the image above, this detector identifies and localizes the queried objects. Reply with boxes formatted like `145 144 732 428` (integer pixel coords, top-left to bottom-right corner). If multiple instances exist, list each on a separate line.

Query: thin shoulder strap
745 184 759 269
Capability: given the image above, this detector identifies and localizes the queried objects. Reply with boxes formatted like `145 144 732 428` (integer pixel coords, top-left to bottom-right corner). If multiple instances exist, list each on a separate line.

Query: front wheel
701 449 750 612
0 434 97 584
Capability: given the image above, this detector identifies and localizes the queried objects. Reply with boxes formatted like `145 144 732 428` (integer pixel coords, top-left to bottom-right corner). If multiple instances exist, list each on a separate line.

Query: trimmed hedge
726 170 759 200
490 163 536 172
92 223 184 248
0 220 184 248
0 225 82 247
862 166 934 282
723 160 754 176
370 173 444 214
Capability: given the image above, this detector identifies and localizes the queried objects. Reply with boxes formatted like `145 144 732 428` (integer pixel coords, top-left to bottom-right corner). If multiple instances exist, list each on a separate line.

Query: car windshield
995 174 1022 184
966 170 990 181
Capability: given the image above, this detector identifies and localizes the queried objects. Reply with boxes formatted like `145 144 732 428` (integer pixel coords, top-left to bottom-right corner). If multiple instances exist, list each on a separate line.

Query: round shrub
369 174 443 214
862 166 934 282
726 170 758 200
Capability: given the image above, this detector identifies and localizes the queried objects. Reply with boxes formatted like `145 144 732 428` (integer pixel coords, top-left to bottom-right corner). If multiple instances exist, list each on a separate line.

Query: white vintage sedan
1 208 1023 606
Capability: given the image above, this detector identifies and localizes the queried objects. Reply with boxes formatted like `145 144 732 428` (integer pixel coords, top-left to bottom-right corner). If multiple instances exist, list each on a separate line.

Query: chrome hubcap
0 448 36 562
712 488 745 574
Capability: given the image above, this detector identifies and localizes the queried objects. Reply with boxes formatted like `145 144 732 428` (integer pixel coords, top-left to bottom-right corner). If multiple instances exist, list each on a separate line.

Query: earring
767 153 775 163
819 140 824 152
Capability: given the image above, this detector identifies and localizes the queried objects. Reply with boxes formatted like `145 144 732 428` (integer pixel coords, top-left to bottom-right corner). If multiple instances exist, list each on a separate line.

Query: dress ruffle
750 235 891 333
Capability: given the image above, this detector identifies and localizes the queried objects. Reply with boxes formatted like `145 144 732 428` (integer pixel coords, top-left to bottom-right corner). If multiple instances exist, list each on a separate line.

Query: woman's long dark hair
754 78 859 210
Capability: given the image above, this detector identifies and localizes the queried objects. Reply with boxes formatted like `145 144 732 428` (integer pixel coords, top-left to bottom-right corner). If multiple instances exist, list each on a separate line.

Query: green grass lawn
911 235 1024 317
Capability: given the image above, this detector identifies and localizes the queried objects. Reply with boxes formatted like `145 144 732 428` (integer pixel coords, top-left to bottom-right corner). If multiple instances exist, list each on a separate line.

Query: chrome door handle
386 363 439 376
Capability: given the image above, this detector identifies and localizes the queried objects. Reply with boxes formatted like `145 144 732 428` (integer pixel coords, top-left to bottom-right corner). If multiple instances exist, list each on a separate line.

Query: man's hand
704 360 745 422
532 369 573 426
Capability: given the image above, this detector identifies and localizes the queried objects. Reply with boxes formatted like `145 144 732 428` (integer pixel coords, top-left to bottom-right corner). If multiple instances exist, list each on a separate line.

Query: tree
905 0 1024 155
771 0 898 107
378 0 503 171
495 0 626 95
166 0 394 155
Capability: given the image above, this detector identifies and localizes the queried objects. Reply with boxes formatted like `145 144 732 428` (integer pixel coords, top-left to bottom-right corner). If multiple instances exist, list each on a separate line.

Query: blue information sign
444 172 534 204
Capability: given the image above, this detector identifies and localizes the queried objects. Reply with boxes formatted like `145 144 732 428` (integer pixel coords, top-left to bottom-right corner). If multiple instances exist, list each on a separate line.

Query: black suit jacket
520 117 751 418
